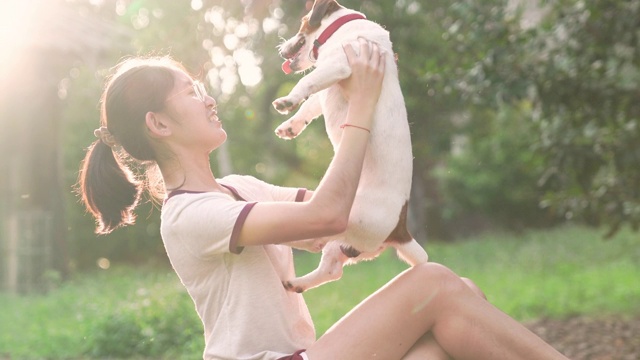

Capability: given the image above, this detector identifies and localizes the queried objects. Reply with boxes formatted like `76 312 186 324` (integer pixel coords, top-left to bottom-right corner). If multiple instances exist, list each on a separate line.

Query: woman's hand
339 38 386 128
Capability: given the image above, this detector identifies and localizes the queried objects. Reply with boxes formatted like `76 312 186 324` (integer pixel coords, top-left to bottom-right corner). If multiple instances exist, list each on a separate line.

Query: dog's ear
309 0 342 28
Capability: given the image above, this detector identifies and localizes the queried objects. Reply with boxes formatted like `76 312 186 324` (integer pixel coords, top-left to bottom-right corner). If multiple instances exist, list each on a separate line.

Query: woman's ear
145 111 171 139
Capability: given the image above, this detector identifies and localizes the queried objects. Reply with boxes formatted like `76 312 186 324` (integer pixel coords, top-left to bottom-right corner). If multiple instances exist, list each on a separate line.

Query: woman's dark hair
78 56 189 234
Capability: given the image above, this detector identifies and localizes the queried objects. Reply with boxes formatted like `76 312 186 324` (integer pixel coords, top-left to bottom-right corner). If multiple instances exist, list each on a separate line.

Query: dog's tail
384 201 429 266
394 240 429 266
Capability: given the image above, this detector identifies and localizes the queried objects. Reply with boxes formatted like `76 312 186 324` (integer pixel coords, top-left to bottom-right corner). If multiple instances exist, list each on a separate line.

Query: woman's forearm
305 40 383 234
307 104 374 232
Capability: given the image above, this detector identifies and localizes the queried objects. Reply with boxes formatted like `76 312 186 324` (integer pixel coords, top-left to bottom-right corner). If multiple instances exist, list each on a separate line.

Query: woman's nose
205 95 216 108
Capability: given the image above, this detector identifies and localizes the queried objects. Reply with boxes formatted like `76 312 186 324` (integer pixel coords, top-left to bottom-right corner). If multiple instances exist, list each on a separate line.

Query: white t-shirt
160 175 315 360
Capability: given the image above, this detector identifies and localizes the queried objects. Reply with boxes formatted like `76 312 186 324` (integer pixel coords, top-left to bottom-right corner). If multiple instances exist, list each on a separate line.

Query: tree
464 0 640 237
0 0 129 290
55 0 640 273
531 0 640 237
347 0 546 239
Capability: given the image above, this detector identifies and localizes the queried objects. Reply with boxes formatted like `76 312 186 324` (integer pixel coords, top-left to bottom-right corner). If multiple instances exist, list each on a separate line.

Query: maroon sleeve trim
295 188 307 202
229 202 257 254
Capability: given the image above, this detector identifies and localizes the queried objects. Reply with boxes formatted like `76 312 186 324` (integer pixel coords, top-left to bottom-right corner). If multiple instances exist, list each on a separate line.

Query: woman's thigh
305 263 464 360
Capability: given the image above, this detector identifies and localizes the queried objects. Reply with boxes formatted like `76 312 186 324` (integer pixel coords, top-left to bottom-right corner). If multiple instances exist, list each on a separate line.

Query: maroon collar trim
221 184 246 201
164 184 246 204
312 13 366 60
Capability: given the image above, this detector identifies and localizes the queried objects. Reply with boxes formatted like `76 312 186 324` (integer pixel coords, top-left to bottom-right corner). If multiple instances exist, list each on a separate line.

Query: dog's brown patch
306 0 344 31
385 201 414 244
296 1 344 41
299 15 313 34
282 35 307 59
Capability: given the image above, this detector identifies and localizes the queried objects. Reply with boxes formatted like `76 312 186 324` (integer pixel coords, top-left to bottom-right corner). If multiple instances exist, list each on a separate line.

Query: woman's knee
461 277 487 300
405 264 486 300
403 263 468 296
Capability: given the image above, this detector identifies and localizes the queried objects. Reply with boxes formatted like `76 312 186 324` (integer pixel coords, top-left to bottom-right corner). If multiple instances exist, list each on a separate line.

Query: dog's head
278 0 346 74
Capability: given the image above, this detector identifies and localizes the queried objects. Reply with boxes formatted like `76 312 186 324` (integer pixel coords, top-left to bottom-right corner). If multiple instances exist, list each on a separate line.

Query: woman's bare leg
305 263 568 360
461 277 487 299
401 277 486 360
402 331 450 360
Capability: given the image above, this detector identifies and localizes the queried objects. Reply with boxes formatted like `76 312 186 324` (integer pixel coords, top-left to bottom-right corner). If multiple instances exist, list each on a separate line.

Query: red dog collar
312 13 366 60
281 13 367 74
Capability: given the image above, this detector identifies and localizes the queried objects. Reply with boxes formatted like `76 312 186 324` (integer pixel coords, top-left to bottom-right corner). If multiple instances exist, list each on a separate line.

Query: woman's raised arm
237 39 385 247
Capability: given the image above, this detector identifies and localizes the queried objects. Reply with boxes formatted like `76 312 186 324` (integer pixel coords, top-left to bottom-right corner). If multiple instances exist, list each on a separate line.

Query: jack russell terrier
273 0 428 293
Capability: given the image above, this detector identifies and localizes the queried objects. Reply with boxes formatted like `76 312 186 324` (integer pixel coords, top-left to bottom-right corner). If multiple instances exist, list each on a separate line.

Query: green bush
434 103 560 232
85 273 203 359
87 294 201 358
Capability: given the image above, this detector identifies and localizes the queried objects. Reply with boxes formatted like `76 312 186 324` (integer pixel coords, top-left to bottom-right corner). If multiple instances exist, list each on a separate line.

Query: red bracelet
339 123 371 133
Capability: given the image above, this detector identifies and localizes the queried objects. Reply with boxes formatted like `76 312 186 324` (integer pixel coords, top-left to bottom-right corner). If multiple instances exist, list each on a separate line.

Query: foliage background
1 0 639 358
0 0 638 277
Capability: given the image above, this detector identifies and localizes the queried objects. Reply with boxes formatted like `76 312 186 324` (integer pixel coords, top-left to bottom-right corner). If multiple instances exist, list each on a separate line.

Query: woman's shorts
277 349 308 360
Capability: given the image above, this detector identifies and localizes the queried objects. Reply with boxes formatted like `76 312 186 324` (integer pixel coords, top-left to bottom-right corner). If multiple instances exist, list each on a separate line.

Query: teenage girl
79 40 568 360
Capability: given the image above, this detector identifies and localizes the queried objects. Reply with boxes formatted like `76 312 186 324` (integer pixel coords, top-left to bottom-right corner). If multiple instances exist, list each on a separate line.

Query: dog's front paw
272 95 302 115
275 118 308 140
282 280 306 293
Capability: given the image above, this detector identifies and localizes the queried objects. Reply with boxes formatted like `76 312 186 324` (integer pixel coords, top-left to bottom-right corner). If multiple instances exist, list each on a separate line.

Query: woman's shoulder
219 174 264 187
163 189 230 205
162 183 247 219
160 188 249 241
219 174 273 196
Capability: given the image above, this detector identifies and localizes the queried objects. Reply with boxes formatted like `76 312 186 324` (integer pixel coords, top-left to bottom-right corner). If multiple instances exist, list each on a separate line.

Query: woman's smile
208 108 219 123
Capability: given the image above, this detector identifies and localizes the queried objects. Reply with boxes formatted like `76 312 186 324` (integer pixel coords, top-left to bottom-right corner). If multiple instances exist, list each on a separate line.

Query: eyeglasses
192 81 208 102
166 80 209 103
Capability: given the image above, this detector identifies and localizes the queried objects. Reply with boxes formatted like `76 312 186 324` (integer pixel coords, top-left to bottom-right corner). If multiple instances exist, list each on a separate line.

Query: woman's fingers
343 38 379 64
343 41 357 63
340 38 386 106
358 37 371 61
343 39 385 75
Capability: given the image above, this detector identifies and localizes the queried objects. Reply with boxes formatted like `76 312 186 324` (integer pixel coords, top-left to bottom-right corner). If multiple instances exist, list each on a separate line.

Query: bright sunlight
0 1 44 69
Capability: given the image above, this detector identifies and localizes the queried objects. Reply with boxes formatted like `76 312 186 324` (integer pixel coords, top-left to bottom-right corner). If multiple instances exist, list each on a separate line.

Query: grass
0 225 638 358
297 225 640 335
0 268 202 359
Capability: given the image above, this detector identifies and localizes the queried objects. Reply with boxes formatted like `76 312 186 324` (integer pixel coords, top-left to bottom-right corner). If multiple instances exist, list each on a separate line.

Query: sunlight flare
0 1 40 69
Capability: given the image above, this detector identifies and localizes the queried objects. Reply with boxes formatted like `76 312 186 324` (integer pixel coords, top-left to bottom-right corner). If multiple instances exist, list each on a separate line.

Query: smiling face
160 71 226 155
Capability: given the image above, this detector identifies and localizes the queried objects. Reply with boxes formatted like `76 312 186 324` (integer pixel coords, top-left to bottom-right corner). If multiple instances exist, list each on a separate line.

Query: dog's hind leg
283 241 348 293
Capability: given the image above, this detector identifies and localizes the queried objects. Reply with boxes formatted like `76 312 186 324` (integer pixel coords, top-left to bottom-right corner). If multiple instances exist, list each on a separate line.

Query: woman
79 40 568 360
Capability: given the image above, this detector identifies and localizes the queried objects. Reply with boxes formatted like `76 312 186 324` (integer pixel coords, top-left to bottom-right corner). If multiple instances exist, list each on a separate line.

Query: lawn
0 225 638 359
300 225 640 334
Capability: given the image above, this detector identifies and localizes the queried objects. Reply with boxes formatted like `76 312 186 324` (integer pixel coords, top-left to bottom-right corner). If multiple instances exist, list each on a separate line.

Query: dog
272 0 428 293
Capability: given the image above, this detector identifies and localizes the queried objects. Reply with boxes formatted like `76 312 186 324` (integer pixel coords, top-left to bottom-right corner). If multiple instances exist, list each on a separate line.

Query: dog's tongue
282 59 292 74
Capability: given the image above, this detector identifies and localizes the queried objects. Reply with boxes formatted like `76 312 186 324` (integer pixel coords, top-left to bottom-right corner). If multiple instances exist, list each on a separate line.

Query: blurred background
0 0 638 358
0 0 640 360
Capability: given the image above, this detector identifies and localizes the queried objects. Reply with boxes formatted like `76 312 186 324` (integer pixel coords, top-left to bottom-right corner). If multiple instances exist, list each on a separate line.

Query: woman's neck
158 153 225 193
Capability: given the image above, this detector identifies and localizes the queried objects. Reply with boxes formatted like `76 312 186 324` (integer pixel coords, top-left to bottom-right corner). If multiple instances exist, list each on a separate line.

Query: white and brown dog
273 0 428 292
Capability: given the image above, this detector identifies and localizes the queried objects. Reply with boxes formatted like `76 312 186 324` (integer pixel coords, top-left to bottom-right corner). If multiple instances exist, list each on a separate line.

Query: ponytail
77 56 189 234
79 139 141 234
